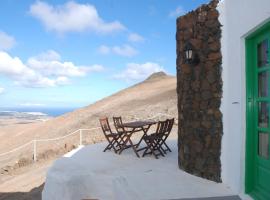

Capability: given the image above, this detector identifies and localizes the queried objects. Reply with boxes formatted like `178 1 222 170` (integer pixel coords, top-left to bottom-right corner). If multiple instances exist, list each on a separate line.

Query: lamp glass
185 51 189 60
185 49 193 61
188 50 193 59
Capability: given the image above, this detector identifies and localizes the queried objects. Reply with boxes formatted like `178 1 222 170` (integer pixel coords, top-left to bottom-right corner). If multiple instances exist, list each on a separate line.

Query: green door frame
246 21 270 199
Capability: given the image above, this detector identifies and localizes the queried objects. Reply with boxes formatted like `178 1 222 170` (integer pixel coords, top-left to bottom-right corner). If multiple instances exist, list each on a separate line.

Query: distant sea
0 107 78 117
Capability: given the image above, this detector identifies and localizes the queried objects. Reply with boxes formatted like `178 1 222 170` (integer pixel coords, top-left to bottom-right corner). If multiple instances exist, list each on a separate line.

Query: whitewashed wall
218 0 270 195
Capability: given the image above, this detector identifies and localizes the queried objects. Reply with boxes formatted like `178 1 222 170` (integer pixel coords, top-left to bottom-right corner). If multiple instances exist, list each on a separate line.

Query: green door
246 23 270 200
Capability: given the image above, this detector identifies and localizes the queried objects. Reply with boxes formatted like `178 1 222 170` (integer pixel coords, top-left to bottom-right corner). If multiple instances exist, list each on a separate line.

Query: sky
0 0 208 109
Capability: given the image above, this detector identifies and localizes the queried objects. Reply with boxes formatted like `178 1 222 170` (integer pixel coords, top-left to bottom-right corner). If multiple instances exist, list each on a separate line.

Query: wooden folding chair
99 117 123 153
113 116 140 157
113 116 125 133
157 118 174 154
142 118 174 159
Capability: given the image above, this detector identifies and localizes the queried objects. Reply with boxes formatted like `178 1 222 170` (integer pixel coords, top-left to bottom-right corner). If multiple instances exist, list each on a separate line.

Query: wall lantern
184 42 200 65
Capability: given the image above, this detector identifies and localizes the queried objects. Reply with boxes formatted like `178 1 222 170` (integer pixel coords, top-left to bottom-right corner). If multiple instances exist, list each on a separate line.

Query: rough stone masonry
176 0 223 182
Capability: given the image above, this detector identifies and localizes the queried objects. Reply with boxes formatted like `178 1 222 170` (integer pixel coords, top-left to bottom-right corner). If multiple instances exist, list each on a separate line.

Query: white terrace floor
42 139 237 200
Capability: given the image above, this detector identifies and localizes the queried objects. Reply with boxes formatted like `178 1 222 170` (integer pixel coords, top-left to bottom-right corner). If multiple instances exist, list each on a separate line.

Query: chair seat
143 133 161 140
107 132 122 137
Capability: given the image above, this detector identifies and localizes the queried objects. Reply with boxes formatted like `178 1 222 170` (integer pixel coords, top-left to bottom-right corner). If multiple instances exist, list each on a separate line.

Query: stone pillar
176 0 222 182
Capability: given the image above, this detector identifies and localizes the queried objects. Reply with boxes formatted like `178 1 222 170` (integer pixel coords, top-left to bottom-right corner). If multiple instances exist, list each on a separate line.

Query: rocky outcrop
176 0 222 182
144 71 169 82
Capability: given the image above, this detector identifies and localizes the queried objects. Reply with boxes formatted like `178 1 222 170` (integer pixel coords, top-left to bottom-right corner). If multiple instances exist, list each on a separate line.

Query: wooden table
118 120 156 157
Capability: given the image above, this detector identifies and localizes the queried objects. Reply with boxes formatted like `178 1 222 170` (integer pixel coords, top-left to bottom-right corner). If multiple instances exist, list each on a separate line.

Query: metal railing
0 113 175 163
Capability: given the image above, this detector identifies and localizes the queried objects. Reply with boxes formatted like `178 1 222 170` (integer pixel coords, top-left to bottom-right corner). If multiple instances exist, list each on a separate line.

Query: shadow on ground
175 196 241 200
0 183 43 200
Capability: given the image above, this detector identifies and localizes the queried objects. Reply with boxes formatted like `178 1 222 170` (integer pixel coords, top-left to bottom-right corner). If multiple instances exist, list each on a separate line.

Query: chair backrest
99 117 112 136
166 118 174 135
113 116 125 133
156 118 174 138
156 120 168 136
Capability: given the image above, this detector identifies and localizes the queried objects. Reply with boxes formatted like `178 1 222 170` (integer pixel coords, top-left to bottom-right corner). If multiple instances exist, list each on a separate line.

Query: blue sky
0 0 208 109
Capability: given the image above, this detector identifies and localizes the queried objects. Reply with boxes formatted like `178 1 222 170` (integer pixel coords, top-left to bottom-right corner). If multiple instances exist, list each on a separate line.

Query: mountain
0 71 176 153
0 72 177 197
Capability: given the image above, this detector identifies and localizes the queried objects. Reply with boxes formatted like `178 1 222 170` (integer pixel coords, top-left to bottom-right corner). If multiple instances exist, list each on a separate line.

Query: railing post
79 129 82 146
33 140 37 162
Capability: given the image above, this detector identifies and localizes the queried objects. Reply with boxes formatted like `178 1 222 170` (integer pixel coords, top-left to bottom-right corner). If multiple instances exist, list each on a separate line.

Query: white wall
218 0 270 196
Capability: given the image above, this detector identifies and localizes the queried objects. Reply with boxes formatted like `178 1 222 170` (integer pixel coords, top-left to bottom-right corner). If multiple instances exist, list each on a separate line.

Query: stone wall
176 0 222 182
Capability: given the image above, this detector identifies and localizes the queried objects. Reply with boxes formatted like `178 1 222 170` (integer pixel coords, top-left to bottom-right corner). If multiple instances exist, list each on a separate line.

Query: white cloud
27 50 104 77
169 6 186 18
98 45 110 55
114 62 165 81
128 33 145 42
98 44 138 57
0 51 50 87
34 50 61 61
112 45 138 57
0 31 16 50
0 87 4 94
84 64 104 73
55 76 70 85
29 1 125 34
0 50 104 88
19 103 45 107
29 55 81 77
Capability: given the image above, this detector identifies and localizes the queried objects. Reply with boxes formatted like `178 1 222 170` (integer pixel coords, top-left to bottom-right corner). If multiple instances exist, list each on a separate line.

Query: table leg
129 138 140 158
136 125 151 149
118 132 131 155
118 128 140 157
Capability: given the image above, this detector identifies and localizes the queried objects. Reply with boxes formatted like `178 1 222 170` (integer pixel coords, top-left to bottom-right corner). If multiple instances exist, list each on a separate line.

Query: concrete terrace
42 138 239 200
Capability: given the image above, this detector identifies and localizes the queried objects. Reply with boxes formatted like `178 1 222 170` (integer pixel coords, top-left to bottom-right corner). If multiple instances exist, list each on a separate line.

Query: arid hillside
0 72 177 157
0 72 177 199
